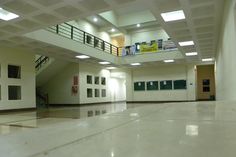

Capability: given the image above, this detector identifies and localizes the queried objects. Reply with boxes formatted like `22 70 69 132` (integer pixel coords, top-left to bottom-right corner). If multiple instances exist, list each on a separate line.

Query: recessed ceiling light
164 60 174 63
93 17 98 22
107 67 116 70
137 24 141 27
179 41 194 46
0 7 19 21
111 28 116 32
76 55 90 59
130 63 141 66
202 58 214 62
161 10 185 22
99 61 110 65
185 52 198 56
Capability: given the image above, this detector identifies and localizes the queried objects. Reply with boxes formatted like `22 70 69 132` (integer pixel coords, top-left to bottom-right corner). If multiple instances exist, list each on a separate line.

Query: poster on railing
140 43 158 53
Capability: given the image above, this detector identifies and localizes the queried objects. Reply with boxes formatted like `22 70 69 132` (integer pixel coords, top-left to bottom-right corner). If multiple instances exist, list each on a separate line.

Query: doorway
196 65 216 100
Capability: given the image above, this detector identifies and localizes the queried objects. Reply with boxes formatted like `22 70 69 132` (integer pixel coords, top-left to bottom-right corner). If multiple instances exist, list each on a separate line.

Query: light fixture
111 28 116 32
185 52 198 56
76 55 90 59
0 7 19 21
179 41 194 47
161 10 185 22
202 58 214 62
130 63 141 66
93 17 98 22
99 61 110 65
137 23 141 27
164 59 174 63
107 67 116 70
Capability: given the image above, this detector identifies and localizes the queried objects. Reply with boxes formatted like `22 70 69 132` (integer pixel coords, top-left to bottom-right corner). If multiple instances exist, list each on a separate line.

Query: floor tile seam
28 105 171 157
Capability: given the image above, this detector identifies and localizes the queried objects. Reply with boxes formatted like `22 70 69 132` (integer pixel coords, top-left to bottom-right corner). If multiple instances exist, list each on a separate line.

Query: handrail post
117 47 119 56
102 41 105 51
71 26 74 39
56 25 59 34
110 44 112 54
94 37 96 48
83 32 86 44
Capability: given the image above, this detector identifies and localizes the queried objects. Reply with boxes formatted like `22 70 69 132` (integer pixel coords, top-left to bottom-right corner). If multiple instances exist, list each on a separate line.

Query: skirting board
0 108 36 113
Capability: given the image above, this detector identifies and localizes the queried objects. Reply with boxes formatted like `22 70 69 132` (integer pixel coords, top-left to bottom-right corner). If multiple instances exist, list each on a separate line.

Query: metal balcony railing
47 23 119 56
46 22 178 57
35 56 50 71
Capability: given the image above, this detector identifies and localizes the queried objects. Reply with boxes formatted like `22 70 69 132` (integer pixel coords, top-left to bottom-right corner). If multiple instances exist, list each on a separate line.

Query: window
94 76 99 85
202 79 210 92
8 86 21 100
88 111 93 117
160 80 173 90
87 88 93 98
87 75 92 84
8 65 21 79
95 89 100 97
146 81 159 90
101 77 106 85
134 82 145 91
95 110 100 115
174 80 187 90
102 89 106 97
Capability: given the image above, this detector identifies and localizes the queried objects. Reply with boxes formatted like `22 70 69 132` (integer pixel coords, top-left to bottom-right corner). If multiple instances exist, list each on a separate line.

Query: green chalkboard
147 81 159 90
174 80 187 90
134 82 145 91
160 80 172 90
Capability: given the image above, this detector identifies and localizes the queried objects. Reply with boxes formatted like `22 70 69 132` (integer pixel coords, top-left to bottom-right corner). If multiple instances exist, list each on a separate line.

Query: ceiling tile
1 25 23 33
54 5 82 18
33 0 63 7
191 5 214 18
33 13 60 24
78 0 110 10
15 19 40 29
3 0 37 14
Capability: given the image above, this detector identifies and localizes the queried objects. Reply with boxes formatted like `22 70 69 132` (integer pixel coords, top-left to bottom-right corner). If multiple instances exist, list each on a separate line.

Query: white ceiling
0 0 225 66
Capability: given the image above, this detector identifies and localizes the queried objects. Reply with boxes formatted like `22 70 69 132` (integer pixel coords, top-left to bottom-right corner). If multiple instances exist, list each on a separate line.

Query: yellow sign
140 43 158 53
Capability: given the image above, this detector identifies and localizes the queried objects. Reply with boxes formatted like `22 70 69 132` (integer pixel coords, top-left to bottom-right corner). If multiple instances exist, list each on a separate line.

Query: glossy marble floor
1 101 236 157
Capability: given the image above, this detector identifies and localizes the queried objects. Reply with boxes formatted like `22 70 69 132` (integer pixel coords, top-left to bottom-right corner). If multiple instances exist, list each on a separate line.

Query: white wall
41 63 80 105
125 64 196 102
130 28 169 45
0 47 36 110
216 0 236 100
41 62 126 105
68 20 111 42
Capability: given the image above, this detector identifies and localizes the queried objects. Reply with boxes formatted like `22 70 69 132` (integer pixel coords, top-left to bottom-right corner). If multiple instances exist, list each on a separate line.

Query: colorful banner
140 43 158 53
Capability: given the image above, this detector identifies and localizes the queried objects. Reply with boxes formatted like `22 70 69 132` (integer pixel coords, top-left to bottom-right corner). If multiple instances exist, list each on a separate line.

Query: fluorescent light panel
202 58 214 62
76 55 90 59
111 28 116 32
130 63 141 66
164 60 174 63
161 10 185 22
137 24 141 27
0 7 19 21
99 61 110 65
179 41 194 46
185 52 198 56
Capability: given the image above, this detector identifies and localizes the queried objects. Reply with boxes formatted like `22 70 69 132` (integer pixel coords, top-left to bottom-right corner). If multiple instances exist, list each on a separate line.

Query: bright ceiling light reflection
99 61 111 65
130 63 141 66
0 7 19 21
161 10 185 22
185 52 198 56
76 55 90 59
186 125 199 136
111 28 116 32
164 59 174 63
130 113 139 117
179 41 195 46
107 67 116 70
202 58 214 62
137 23 141 27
